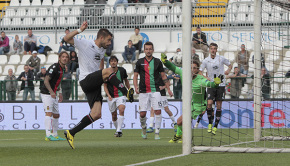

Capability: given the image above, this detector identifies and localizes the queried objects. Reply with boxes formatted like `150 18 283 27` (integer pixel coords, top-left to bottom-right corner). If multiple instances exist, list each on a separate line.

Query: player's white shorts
107 96 126 113
41 93 59 114
139 92 162 112
161 96 168 108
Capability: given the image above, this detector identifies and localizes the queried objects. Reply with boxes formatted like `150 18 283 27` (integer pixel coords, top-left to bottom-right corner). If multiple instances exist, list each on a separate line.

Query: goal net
189 0 290 153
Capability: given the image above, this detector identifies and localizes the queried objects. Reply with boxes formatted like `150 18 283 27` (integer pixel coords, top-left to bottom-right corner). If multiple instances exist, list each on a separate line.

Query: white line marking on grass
126 154 186 166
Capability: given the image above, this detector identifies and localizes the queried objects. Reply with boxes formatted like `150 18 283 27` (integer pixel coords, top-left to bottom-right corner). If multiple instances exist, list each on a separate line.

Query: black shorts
80 70 104 109
207 86 225 101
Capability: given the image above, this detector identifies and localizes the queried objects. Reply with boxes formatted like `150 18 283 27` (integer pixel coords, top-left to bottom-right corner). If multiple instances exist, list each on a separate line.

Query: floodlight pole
254 0 262 142
182 0 193 155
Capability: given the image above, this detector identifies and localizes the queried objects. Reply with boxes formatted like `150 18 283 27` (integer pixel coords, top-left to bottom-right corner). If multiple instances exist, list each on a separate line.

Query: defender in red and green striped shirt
104 56 130 138
133 41 171 140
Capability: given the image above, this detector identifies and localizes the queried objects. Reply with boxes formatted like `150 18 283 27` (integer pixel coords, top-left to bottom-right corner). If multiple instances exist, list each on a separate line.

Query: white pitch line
126 154 186 166
0 138 37 141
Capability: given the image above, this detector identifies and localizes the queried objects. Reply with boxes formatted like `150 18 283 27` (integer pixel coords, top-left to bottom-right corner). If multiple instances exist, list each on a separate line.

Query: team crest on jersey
119 83 124 88
47 106 49 110
95 55 101 60
49 69 53 74
213 66 219 70
148 66 151 70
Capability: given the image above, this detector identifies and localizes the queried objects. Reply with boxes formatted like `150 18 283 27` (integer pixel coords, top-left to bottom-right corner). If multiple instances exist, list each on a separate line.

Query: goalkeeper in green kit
160 53 221 143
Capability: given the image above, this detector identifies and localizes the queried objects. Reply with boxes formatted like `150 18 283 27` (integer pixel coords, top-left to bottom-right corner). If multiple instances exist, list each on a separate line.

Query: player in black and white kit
199 43 232 135
63 21 134 149
104 56 130 137
41 51 70 141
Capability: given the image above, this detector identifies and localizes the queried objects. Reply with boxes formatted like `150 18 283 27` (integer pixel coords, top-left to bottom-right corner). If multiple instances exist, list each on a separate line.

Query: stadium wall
0 101 288 130
4 30 286 52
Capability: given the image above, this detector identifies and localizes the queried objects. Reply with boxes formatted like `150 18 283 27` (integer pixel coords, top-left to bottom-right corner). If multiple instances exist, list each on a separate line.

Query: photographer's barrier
0 101 288 130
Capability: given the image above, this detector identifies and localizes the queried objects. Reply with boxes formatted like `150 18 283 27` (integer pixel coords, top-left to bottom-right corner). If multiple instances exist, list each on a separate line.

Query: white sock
149 117 154 128
113 121 118 129
140 117 147 128
52 117 59 137
170 116 176 124
117 116 124 132
155 114 162 134
44 116 51 137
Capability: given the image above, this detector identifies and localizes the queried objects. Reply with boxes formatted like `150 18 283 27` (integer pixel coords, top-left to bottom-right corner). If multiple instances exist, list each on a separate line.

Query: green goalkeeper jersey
164 60 217 119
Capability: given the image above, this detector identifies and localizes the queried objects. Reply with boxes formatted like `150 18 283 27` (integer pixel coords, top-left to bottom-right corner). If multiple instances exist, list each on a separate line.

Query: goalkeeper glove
214 74 221 85
161 53 168 64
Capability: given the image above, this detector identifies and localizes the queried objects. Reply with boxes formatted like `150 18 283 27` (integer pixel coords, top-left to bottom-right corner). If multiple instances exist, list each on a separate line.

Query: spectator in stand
168 73 182 99
129 27 143 54
122 40 136 63
114 0 128 11
36 66 47 101
169 0 182 2
61 65 72 100
191 47 200 65
236 44 250 75
261 67 271 99
5 69 18 101
104 39 114 68
67 51 78 73
58 29 75 54
192 26 208 58
227 67 246 99
17 65 35 101
26 50 41 76
139 0 150 2
13 35 23 55
170 48 181 62
0 31 10 55
24 29 37 55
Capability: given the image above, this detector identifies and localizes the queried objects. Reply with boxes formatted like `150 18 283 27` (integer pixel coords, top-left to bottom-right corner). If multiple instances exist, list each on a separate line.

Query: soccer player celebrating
41 51 69 141
104 56 130 137
160 53 221 143
63 21 134 149
199 43 232 135
133 41 171 140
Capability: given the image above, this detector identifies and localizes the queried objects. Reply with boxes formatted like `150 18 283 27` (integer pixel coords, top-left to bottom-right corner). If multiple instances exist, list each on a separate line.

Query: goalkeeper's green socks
176 125 182 137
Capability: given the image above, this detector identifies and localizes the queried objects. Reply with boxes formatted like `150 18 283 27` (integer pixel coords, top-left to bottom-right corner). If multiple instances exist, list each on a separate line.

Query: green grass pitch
0 129 290 166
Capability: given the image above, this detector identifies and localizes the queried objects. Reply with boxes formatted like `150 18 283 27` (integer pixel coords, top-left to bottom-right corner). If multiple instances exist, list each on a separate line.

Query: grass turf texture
0 129 290 166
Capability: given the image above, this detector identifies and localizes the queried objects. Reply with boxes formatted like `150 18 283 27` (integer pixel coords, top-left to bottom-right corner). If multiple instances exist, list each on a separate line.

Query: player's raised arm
161 53 183 81
64 21 88 45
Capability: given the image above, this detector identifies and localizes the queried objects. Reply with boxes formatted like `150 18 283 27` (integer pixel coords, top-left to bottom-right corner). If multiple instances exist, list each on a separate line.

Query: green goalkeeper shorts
191 104 207 120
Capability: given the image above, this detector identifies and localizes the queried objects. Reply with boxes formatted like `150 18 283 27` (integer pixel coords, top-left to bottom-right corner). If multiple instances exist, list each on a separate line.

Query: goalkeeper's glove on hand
161 53 168 64
214 74 221 85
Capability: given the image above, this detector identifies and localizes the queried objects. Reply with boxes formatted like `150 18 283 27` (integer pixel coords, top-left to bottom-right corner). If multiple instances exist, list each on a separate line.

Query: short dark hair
65 28 70 32
135 27 140 30
192 60 200 68
109 55 118 63
128 40 132 43
234 67 238 69
196 26 201 29
209 43 218 48
144 41 154 50
28 28 32 31
97 29 113 39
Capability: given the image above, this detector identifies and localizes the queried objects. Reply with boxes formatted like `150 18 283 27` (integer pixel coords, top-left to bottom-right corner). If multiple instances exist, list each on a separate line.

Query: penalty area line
126 154 186 166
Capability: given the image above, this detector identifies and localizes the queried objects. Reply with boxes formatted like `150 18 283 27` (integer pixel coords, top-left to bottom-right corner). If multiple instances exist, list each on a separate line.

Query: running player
133 41 171 140
199 43 232 135
63 21 134 149
41 51 69 141
104 56 130 137
160 53 221 143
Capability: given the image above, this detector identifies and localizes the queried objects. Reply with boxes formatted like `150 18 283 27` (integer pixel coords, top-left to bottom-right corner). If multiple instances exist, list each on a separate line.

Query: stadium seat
44 65 51 69
60 7 70 16
1 18 11 26
71 7 81 16
74 0 85 5
35 17 43 25
136 5 147 15
144 15 155 24
67 17 78 25
16 8 26 16
159 6 168 14
0 76 5 81
7 55 20 65
46 54 59 64
271 83 280 95
173 5 181 15
38 8 48 16
0 55 8 65
22 18 33 26
21 0 30 6
116 6 125 15
154 42 166 53
20 55 31 65
156 15 167 24
5 9 16 18
223 52 235 63
3 65 16 75
273 72 284 83
27 8 37 17
42 0 52 6
15 65 24 75
58 17 67 26
126 6 136 15
238 4 249 12
10 0 19 6
31 0 41 6
53 0 63 7
38 54 46 65
138 53 145 59
122 64 133 74
64 0 74 5
45 17 54 26
153 53 161 60
148 6 158 15
114 54 124 63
